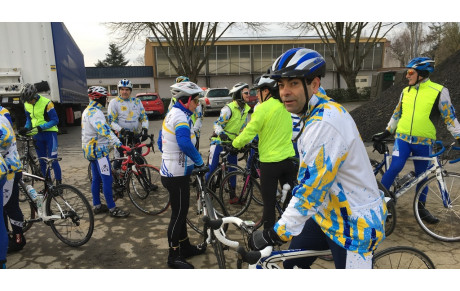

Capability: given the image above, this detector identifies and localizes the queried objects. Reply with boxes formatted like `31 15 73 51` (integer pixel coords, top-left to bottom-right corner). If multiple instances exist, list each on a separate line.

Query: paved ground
5 101 460 270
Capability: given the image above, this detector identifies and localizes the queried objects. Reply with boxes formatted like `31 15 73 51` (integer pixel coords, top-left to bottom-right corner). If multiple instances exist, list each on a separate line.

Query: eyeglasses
192 98 200 104
406 69 416 76
242 91 249 95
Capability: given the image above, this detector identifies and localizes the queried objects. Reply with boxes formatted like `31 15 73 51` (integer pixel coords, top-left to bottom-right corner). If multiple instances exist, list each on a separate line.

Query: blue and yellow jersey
275 93 386 256
0 115 22 173
212 101 250 145
82 100 121 160
107 96 149 134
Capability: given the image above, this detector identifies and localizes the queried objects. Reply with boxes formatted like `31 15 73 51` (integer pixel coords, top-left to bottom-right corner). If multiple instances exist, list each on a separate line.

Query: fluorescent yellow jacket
233 97 294 162
24 95 58 132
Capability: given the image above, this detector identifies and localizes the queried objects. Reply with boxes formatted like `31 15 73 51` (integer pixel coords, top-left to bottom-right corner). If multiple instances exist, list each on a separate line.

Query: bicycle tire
377 180 396 237
219 171 261 221
413 172 460 242
18 183 36 233
127 164 170 215
45 184 94 247
373 246 435 269
206 164 245 193
186 187 228 236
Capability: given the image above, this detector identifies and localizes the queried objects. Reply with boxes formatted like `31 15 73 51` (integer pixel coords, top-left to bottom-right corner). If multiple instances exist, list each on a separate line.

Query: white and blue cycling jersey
158 102 203 177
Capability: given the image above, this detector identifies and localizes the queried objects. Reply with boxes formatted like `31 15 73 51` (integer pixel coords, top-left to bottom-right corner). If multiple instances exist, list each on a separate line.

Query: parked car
199 88 232 116
247 88 259 110
136 93 165 119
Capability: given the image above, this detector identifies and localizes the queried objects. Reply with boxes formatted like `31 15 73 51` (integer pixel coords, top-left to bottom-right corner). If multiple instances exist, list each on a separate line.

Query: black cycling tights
161 175 190 248
259 158 297 229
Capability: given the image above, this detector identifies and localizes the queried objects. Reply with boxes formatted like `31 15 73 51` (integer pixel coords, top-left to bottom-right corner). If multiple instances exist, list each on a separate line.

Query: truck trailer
0 22 88 132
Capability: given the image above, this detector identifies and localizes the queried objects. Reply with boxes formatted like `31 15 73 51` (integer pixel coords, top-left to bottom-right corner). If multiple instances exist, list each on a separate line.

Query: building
144 36 392 98
85 66 155 101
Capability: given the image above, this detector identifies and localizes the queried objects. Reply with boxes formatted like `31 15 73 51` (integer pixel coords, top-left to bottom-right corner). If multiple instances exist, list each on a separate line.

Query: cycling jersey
168 97 203 135
211 101 250 145
0 115 22 173
159 102 203 177
24 95 58 132
232 97 294 163
0 107 12 126
274 93 386 256
82 100 122 161
386 78 460 145
107 96 149 134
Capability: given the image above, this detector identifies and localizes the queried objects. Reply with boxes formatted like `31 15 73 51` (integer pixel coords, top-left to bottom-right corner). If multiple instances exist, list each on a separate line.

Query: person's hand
219 132 229 141
18 127 28 136
37 126 43 133
248 228 285 251
119 128 128 137
372 130 391 141
141 128 148 142
227 145 239 155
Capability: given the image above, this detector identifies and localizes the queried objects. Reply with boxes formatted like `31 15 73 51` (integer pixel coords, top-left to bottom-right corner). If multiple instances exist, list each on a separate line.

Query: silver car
199 88 232 116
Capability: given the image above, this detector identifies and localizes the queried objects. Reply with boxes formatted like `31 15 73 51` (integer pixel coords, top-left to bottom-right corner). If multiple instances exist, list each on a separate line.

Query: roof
85 66 153 79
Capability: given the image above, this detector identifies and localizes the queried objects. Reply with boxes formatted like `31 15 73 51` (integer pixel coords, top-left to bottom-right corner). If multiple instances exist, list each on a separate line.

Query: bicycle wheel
413 172 460 242
45 184 94 247
206 164 244 193
20 156 42 202
204 188 227 269
219 171 260 219
377 180 396 237
127 165 169 215
373 246 435 269
186 186 228 236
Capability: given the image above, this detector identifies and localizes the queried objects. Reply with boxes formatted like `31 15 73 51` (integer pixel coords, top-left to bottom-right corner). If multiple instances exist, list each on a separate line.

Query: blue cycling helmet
406 57 435 73
270 47 326 80
117 79 133 90
175 76 189 83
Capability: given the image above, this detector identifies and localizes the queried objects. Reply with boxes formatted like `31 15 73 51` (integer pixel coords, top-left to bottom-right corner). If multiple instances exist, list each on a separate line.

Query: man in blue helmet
373 57 460 224
248 48 386 269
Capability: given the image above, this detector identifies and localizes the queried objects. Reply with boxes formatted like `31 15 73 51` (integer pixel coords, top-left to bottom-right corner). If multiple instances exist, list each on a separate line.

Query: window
136 94 158 101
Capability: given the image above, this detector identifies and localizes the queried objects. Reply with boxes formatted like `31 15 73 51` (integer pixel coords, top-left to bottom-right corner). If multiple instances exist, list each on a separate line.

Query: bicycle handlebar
429 141 445 158
237 246 273 265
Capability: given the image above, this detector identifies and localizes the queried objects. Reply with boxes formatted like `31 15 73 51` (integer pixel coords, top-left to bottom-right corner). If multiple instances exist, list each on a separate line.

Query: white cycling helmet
117 79 133 90
170 81 203 101
88 86 108 99
229 82 249 100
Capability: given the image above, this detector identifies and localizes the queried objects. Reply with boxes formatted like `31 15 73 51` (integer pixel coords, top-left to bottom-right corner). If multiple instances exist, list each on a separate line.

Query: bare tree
106 22 263 83
435 23 460 64
288 22 400 90
389 30 412 66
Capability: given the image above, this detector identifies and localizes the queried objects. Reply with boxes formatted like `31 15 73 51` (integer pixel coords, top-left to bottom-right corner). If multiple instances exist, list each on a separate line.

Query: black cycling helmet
20 83 38 103
253 73 280 101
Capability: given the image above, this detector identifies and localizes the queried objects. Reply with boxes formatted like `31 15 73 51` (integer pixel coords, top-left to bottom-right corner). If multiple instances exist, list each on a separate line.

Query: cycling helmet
270 47 326 80
406 57 435 73
20 83 38 103
175 76 189 83
229 82 249 100
253 74 277 90
117 79 133 90
88 86 108 99
170 81 203 102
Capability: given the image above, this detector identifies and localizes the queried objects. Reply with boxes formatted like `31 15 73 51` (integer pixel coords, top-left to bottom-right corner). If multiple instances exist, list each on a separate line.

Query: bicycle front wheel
373 246 435 269
204 188 227 269
127 165 169 215
206 164 244 193
413 172 460 242
46 184 94 247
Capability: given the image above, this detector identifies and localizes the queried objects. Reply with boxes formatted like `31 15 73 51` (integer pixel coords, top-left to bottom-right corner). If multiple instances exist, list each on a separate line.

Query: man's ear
311 77 321 94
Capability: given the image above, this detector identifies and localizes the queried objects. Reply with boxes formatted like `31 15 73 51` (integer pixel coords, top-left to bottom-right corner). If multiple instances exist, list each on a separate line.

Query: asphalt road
5 101 460 271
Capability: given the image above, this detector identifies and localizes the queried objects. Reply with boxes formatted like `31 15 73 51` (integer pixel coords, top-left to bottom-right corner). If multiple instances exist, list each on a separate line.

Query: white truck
0 22 88 131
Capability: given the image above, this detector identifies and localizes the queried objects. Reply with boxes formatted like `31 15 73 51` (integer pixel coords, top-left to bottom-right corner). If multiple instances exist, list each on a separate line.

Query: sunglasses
406 69 417 76
242 91 249 95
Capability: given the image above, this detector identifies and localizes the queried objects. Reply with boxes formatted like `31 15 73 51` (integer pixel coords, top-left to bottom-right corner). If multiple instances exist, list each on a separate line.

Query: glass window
240 45 250 73
156 47 170 77
261 44 272 73
208 46 217 75
136 94 157 101
251 45 262 73
140 84 150 89
216 45 229 74
206 88 229 97
229 45 240 74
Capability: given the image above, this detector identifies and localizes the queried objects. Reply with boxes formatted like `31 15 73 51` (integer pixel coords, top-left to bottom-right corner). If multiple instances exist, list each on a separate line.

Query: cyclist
167 76 203 149
232 74 296 229
82 86 129 218
0 152 8 269
107 79 149 169
18 83 62 185
0 106 26 252
248 48 386 269
205 82 251 199
158 81 207 269
373 57 460 224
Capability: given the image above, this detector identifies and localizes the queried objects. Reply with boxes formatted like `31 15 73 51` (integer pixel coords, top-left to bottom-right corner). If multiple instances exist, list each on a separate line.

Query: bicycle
205 216 436 269
19 157 94 247
87 134 169 216
371 139 460 242
16 134 43 201
185 166 230 268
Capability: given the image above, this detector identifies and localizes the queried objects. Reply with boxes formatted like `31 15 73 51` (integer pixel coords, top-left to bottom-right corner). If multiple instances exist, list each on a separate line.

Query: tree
106 22 263 83
389 23 429 66
288 22 400 90
95 43 129 67
434 23 460 64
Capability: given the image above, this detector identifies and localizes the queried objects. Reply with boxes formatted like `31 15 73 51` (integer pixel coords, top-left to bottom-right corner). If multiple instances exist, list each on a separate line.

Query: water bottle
26 185 38 200
280 184 291 203
36 193 44 217
398 171 415 187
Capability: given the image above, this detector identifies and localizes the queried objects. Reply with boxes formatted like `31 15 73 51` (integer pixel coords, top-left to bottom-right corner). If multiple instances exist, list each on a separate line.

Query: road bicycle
87 134 169 216
185 166 230 268
19 157 94 247
371 139 460 242
205 216 435 269
16 134 42 201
